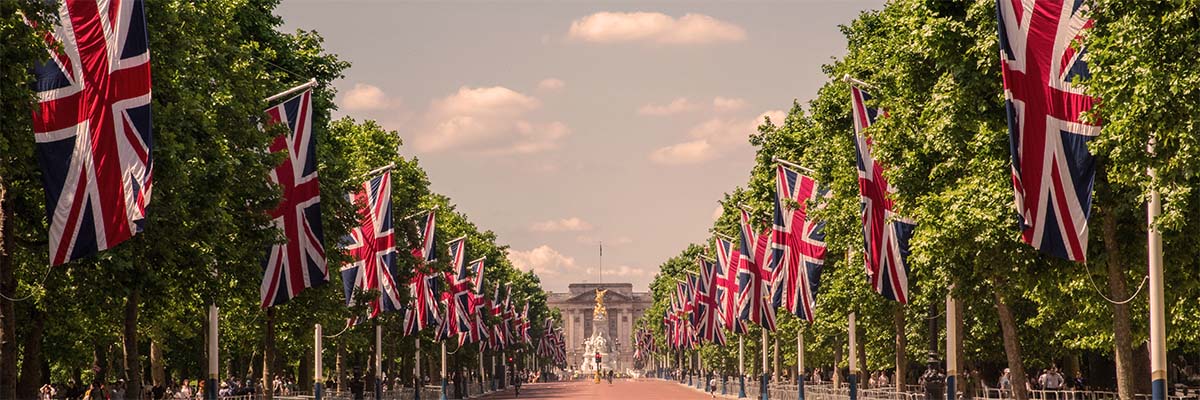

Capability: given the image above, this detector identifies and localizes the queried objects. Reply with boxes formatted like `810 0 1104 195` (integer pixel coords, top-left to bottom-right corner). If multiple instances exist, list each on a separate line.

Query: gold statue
593 288 608 319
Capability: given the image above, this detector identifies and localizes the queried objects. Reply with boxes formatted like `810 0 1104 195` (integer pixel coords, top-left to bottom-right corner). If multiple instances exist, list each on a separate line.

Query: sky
276 0 885 293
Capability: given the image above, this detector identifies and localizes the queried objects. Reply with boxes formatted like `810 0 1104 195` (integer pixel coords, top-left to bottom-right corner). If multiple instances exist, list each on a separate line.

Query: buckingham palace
546 283 653 372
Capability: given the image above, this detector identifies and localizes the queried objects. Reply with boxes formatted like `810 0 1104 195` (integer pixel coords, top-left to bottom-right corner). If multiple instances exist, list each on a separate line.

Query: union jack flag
667 289 686 349
487 283 505 349
696 257 726 345
518 303 532 343
261 88 327 308
33 0 154 266
403 211 440 335
736 209 776 331
851 85 916 304
714 237 745 334
437 237 470 342
997 0 1099 262
501 297 516 343
458 257 488 345
770 166 828 322
684 274 700 330
339 171 399 320
676 279 698 349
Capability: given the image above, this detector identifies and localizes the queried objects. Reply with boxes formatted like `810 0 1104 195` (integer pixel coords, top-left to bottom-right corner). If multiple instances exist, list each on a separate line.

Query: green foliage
0 0 555 387
643 0 1200 386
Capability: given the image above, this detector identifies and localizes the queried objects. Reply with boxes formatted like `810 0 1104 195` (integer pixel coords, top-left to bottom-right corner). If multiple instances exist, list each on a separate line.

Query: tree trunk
300 346 311 392
1101 208 1137 400
895 306 907 391
123 288 142 397
833 337 843 387
93 341 108 383
0 177 18 400
151 339 166 386
773 335 780 382
993 281 1028 400
954 293 964 383
857 330 868 383
263 307 275 400
1132 343 1151 395
337 340 346 391
16 306 45 399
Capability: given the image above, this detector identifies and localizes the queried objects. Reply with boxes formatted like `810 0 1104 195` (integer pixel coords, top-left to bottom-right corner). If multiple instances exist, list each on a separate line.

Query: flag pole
265 78 317 103
599 241 603 284
849 313 858 400
771 157 817 175
440 341 448 400
314 324 323 400
798 325 805 400
359 162 396 179
206 305 219 400
738 335 746 398
761 328 770 400
414 338 422 400
375 323 383 400
840 74 877 90
946 292 958 400
401 206 439 222
1148 139 1167 400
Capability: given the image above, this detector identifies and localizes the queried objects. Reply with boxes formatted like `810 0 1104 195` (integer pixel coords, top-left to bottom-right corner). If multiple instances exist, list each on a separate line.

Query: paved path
479 379 726 399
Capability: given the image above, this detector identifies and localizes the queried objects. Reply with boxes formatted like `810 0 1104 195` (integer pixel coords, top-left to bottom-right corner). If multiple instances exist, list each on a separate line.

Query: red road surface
480 379 726 400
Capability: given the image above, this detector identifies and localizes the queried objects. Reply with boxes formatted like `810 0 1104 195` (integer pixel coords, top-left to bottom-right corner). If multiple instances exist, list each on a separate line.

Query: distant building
546 282 652 371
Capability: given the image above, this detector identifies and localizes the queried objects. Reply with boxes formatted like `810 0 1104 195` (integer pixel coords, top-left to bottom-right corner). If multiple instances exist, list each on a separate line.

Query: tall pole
375 324 383 400
314 324 323 400
946 294 958 400
599 241 603 284
761 329 769 400
1148 141 1167 400
206 305 219 400
414 339 422 400
490 354 496 391
797 328 805 400
440 342 448 400
849 313 858 400
739 336 746 398
479 347 486 394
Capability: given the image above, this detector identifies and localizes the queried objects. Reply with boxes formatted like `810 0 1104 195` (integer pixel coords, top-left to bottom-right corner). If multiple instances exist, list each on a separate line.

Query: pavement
478 378 731 400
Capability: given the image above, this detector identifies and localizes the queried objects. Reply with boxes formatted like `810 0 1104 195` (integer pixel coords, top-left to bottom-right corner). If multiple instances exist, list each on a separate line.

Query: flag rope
0 263 52 302
1084 262 1150 305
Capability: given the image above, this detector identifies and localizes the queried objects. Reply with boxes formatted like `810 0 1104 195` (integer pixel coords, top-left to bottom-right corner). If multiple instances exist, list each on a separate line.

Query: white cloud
649 109 786 165
537 78 565 91
508 245 651 291
638 98 696 116
508 245 577 277
530 217 594 232
712 96 748 112
413 86 570 154
649 139 714 165
340 83 399 112
595 265 651 278
567 12 746 45
639 96 747 116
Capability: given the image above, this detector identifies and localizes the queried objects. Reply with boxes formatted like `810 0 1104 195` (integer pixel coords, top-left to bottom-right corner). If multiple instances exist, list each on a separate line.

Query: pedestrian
349 371 365 400
40 383 55 400
709 376 718 398
999 368 1012 396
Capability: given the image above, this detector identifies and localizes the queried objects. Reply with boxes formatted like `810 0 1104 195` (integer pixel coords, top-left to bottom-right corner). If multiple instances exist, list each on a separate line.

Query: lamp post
614 339 621 374
595 352 602 383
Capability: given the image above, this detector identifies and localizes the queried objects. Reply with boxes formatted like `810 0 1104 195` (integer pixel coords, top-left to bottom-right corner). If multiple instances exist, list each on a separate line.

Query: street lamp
614 339 621 373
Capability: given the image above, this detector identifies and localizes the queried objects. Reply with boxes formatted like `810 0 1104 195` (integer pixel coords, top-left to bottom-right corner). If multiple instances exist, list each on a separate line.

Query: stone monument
581 288 613 373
